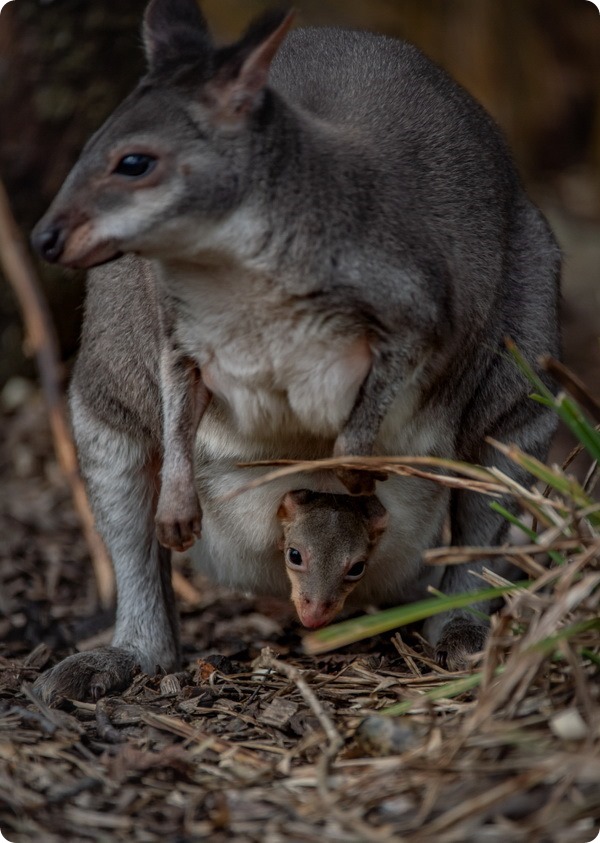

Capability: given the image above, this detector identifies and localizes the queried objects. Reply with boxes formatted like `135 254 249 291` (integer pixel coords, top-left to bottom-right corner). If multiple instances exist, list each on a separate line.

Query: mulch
0 388 598 843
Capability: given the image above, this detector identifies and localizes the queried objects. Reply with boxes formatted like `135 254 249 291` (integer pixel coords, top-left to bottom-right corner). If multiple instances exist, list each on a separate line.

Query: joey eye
286 548 303 567
113 154 157 178
345 561 366 581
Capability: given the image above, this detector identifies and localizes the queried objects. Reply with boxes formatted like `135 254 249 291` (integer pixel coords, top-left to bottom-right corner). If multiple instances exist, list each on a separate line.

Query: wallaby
31 0 560 703
277 490 388 629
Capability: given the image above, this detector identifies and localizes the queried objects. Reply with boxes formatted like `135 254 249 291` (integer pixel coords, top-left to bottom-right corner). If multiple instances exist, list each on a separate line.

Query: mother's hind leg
34 398 180 705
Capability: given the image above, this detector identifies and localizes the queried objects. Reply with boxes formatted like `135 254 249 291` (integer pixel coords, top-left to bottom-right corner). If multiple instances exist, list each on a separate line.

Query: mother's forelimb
155 346 210 551
333 342 421 494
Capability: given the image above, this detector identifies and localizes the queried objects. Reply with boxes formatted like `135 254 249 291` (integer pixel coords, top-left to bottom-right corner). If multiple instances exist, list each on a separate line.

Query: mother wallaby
31 0 559 703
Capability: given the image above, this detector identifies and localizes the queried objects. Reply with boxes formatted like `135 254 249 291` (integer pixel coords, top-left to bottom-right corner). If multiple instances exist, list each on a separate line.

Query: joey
31 0 560 704
277 490 388 629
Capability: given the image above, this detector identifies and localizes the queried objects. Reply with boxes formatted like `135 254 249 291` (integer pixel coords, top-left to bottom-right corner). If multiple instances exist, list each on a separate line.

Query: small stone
550 708 588 741
0 377 35 412
354 715 423 756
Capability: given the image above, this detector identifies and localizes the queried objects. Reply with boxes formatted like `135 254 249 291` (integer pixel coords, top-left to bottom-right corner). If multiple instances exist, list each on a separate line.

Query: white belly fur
166 261 372 440
164 261 451 607
201 332 372 439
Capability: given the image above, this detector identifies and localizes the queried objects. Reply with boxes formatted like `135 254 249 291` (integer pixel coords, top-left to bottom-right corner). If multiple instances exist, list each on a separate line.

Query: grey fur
31 0 559 703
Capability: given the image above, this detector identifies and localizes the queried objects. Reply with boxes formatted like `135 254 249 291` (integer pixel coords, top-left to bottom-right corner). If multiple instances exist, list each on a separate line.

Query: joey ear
205 9 295 123
143 0 212 73
277 489 314 522
362 497 389 539
289 489 315 506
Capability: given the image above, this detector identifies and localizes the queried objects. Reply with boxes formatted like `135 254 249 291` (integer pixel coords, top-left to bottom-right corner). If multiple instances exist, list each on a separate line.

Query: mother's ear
143 0 212 74
205 9 295 124
143 2 295 127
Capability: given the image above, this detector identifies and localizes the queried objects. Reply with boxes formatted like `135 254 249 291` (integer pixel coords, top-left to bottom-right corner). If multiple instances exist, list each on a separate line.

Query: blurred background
0 0 599 398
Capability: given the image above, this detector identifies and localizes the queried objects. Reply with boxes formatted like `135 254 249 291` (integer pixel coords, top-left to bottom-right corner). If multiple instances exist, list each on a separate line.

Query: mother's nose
31 223 66 263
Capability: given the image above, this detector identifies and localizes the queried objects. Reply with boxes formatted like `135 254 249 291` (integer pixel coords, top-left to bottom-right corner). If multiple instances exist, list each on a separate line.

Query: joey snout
284 549 366 629
295 593 342 629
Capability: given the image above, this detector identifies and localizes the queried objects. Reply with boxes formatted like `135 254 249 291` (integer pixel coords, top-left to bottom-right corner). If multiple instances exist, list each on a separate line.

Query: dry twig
0 179 115 607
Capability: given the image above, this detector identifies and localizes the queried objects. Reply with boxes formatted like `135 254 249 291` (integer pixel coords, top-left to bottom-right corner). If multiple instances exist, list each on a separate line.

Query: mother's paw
32 647 141 706
335 467 387 496
155 490 202 551
434 618 488 671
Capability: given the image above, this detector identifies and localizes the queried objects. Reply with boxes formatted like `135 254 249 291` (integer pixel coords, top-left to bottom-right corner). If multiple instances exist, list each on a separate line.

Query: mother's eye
113 154 157 178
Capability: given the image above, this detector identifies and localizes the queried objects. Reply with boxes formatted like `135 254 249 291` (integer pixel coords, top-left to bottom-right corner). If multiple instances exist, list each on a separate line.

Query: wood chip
160 673 182 696
259 698 299 729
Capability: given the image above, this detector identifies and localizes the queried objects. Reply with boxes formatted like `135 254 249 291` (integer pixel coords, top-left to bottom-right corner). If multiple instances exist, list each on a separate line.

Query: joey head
277 490 388 629
31 0 560 704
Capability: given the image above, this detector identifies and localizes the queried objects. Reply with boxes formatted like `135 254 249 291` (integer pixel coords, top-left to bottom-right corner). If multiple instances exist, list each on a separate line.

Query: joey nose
31 224 65 263
299 600 334 629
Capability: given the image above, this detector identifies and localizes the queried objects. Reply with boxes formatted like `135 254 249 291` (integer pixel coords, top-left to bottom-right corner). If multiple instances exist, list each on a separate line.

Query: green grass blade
580 648 600 667
382 669 502 715
490 501 537 540
507 341 600 464
428 586 489 622
489 501 566 565
498 443 593 508
505 340 552 399
528 617 600 656
557 394 600 464
303 582 531 655
381 619 598 717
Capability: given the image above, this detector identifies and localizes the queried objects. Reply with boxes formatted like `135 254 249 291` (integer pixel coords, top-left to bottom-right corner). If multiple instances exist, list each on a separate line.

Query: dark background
1 0 599 392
